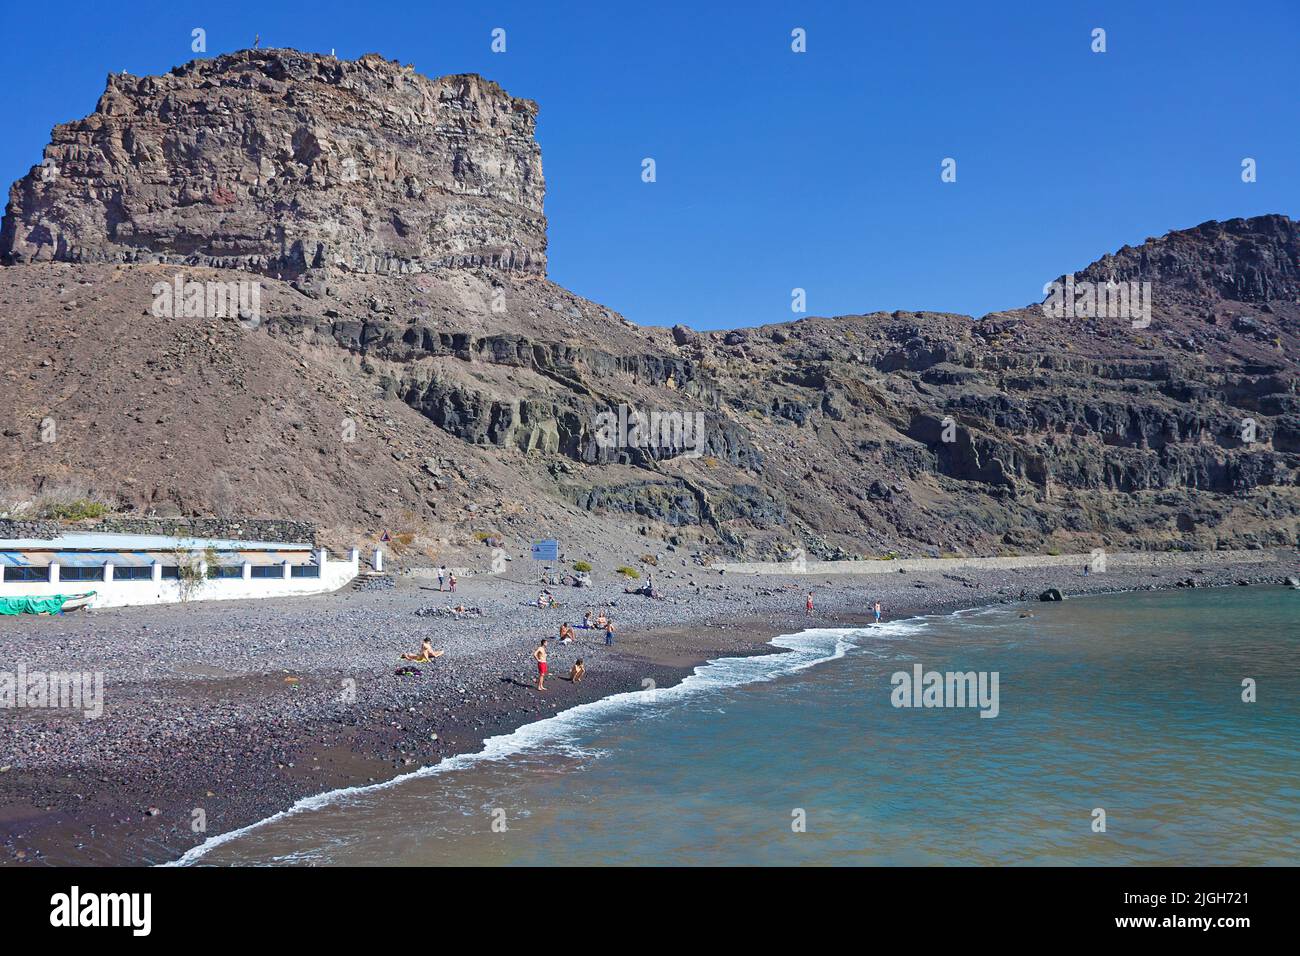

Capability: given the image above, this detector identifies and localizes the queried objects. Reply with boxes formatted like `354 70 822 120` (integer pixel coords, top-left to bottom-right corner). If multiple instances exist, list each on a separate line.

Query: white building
0 532 367 609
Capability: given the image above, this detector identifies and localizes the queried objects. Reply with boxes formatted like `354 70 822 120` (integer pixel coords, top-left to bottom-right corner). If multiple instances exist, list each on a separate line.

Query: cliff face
1071 214 1300 304
0 51 1296 560
0 50 546 276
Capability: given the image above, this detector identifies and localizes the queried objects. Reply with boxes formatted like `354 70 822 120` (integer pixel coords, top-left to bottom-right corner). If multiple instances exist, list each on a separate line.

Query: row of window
2 565 321 583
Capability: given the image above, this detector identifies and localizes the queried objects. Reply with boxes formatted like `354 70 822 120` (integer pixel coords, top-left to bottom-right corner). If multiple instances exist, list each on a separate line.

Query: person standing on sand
449 573 458 593
873 601 882 624
604 618 616 646
533 639 549 691
806 591 814 616
437 565 446 591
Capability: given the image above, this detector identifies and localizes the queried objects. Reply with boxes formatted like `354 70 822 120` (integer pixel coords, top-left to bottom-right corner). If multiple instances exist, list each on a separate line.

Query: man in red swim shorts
533 638 549 691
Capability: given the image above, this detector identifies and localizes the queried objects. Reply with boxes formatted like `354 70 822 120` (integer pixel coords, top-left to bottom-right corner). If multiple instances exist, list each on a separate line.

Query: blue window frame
112 566 153 581
60 566 105 582
3 566 50 582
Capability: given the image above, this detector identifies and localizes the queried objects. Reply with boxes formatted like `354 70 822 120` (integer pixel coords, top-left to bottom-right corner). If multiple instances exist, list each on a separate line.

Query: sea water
176 587 1298 866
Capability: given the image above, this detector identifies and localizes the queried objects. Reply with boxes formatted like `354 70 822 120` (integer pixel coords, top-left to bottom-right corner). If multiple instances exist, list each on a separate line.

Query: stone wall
93 517 318 544
0 516 316 544
0 519 61 540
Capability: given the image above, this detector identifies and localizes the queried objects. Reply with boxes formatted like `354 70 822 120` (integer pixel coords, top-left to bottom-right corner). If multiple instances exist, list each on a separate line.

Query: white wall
715 549 1279 576
0 549 360 609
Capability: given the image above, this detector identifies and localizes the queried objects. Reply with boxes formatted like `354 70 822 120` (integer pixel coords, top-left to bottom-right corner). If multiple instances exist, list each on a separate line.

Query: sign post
530 539 559 582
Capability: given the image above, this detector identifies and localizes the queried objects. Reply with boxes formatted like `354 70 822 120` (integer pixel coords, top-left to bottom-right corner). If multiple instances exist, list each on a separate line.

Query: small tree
172 546 219 602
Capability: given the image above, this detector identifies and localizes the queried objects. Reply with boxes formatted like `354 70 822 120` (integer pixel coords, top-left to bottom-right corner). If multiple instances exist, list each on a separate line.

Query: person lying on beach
569 659 585 683
559 622 576 644
401 638 444 662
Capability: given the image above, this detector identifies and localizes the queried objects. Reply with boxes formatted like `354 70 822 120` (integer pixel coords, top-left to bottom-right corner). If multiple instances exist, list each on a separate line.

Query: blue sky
1 0 1296 329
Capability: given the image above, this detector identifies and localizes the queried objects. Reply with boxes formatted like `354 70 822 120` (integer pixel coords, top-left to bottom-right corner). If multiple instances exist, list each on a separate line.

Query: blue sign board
530 539 560 562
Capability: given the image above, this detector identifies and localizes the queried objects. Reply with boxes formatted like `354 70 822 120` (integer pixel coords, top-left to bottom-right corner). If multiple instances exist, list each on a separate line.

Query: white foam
164 620 923 866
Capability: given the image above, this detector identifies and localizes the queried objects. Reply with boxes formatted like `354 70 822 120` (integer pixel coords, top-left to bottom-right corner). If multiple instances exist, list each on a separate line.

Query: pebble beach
1 548 1293 866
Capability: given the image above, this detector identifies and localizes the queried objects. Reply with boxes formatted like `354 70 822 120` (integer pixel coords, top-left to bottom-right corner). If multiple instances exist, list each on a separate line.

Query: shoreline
1 548 1294 866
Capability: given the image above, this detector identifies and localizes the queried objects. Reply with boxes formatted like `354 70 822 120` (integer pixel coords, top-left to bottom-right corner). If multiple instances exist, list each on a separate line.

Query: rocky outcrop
1 50 546 277
0 50 1297 559
1070 215 1300 303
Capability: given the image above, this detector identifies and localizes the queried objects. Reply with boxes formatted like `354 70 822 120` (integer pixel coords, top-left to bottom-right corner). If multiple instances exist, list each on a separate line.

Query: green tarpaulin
0 593 92 615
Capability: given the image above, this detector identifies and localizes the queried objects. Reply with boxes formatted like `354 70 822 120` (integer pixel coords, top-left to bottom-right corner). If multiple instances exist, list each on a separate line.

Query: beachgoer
437 566 446 591
806 591 814 616
873 601 882 624
533 639 549 691
604 619 615 646
559 622 576 644
582 610 594 629
569 659 585 683
595 611 609 629
401 638 443 662
449 573 457 593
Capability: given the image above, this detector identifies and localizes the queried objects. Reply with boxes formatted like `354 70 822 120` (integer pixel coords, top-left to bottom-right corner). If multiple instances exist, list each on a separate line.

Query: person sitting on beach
559 622 576 644
595 611 609 629
582 610 594 629
569 659 585 683
401 638 444 662
537 590 556 609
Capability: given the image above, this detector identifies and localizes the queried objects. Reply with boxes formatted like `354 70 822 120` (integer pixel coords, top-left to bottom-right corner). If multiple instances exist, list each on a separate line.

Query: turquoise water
182 587 1299 866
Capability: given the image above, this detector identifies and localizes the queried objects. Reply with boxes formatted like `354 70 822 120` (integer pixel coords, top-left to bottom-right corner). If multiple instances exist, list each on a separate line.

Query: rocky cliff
1 50 546 277
1 51 1296 563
